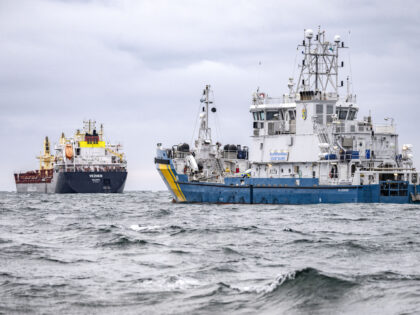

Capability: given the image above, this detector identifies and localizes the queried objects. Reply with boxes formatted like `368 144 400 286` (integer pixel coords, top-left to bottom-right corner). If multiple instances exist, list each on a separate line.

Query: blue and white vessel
155 28 420 204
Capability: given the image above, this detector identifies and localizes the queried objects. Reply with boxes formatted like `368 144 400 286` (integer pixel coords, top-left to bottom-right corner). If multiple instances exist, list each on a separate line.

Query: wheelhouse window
252 111 265 120
338 109 348 120
266 111 280 120
348 109 357 120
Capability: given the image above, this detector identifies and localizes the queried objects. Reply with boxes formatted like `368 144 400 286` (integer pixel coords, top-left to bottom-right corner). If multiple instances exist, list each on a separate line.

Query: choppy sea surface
1 191 420 314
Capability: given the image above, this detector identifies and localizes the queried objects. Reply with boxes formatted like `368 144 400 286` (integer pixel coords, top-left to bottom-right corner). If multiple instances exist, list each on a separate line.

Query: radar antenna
296 27 347 97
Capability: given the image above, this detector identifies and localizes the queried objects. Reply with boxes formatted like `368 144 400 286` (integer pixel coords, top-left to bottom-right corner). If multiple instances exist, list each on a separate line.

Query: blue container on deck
325 154 337 160
366 149 371 159
341 150 359 160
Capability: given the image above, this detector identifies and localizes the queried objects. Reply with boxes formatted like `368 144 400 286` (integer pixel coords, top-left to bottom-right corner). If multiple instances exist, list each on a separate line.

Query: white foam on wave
138 276 202 291
230 271 297 294
129 224 161 232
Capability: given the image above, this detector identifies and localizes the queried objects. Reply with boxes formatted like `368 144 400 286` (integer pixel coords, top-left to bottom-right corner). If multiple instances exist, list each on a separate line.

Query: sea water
1 192 420 314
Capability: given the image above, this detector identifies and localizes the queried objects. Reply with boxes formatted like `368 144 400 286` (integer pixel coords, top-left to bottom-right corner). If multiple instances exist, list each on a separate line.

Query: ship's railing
57 164 127 172
253 97 284 105
14 169 54 177
174 151 189 158
318 177 351 186
14 169 54 184
263 97 284 104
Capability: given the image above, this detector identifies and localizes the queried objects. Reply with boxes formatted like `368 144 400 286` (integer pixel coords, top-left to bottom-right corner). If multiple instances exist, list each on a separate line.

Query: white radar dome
305 29 314 39
334 35 341 42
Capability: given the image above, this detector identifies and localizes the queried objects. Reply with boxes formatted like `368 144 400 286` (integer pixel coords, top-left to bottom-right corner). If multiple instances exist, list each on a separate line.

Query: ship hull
15 171 127 194
16 182 56 193
156 160 420 204
176 182 418 204
55 171 127 193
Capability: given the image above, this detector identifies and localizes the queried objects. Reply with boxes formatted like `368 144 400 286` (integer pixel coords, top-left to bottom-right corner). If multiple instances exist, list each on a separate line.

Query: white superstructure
155 28 419 204
54 120 126 173
249 28 417 186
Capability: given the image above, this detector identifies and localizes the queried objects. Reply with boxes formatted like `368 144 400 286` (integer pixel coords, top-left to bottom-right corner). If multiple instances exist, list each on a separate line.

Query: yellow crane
37 136 54 170
105 147 124 162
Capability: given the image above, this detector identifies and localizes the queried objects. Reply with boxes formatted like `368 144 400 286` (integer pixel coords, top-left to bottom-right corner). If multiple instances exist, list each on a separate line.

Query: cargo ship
14 120 127 193
155 28 420 204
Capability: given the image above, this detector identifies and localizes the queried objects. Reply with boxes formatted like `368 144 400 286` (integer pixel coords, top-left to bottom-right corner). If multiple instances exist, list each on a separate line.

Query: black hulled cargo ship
14 120 127 193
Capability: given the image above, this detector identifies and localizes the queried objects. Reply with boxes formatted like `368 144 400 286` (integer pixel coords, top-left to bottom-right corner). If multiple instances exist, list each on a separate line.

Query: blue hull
177 181 413 204
156 157 418 204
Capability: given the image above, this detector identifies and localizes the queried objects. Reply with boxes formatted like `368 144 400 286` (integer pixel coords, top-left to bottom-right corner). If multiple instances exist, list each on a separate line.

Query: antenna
296 28 347 98
198 85 213 142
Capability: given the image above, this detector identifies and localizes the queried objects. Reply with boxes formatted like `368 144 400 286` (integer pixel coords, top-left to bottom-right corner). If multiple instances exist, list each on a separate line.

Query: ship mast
296 27 346 97
198 85 213 142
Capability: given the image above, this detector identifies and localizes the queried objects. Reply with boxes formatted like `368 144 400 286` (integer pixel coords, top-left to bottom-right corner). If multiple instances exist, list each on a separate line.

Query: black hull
55 171 127 193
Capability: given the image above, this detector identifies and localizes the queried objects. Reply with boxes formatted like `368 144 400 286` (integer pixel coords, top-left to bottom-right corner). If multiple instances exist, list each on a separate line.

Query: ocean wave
36 256 93 264
170 249 191 255
209 266 238 273
98 236 149 248
154 208 173 217
188 268 359 313
221 267 356 297
340 240 381 252
282 227 306 234
360 270 420 282
290 238 318 244
169 225 187 235
129 224 162 232
186 226 260 235
330 217 369 222
221 247 242 255
2 243 47 256
133 275 202 292
0 238 12 244
0 272 19 279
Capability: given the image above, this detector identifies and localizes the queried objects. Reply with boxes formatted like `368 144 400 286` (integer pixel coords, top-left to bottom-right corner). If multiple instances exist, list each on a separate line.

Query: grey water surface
1 191 420 314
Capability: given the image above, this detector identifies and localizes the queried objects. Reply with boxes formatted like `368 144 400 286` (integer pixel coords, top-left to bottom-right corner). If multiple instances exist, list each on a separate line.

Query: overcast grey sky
1 0 419 191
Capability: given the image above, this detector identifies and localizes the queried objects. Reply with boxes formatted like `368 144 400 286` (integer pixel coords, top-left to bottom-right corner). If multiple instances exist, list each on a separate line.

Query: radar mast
296 27 346 98
198 85 213 143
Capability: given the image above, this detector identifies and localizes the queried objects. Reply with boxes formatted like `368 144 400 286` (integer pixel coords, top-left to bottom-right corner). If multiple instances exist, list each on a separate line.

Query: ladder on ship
316 124 331 153
215 158 224 175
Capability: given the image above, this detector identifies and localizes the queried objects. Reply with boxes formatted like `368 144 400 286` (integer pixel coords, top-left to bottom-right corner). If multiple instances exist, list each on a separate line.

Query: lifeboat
65 144 74 159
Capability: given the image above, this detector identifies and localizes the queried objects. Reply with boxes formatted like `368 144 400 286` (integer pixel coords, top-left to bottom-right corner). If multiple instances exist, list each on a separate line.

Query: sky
1 0 419 191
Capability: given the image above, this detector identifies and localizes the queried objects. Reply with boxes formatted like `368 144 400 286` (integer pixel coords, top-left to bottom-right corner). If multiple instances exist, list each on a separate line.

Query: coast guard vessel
155 28 420 204
14 120 127 193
